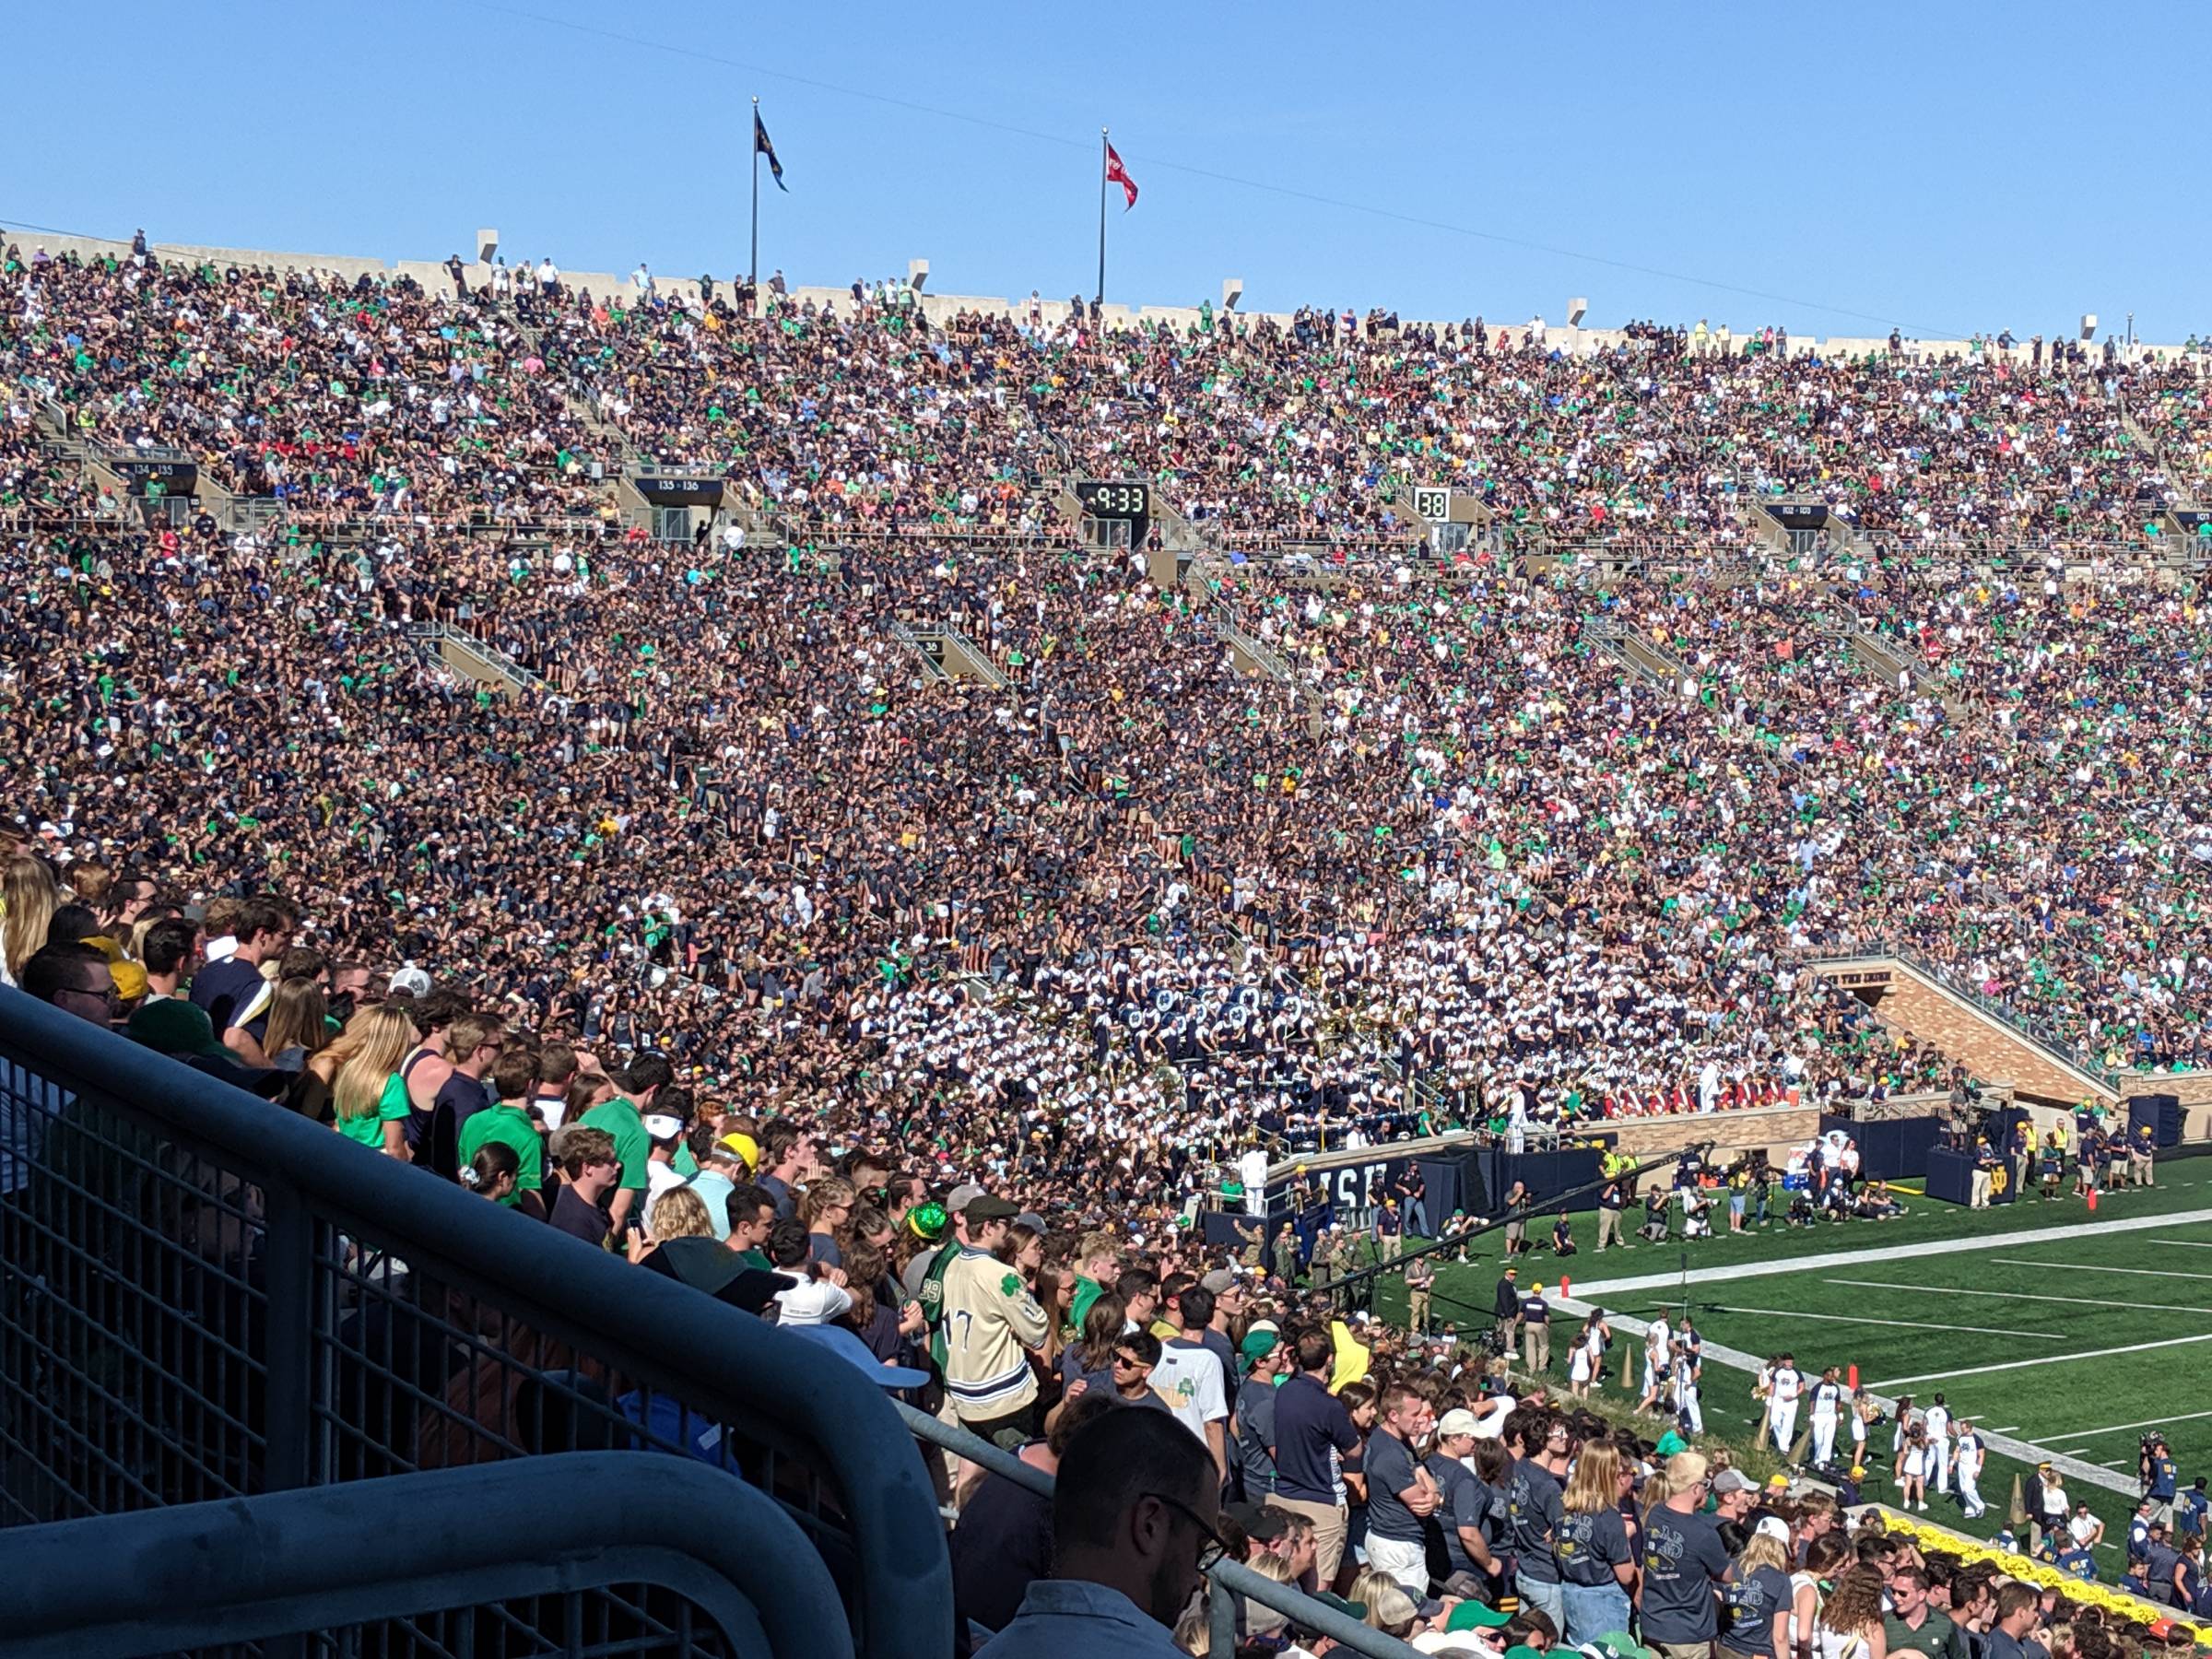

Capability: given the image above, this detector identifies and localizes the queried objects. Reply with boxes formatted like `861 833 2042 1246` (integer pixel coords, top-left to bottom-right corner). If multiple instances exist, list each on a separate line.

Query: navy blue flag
754 110 787 192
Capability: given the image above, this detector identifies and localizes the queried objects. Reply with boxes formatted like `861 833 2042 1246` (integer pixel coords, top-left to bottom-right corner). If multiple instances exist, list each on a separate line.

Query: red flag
1104 141 1138 210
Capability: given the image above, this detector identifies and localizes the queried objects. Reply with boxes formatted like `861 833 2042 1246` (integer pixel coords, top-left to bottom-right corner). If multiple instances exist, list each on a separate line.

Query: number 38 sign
1412 486 1451 522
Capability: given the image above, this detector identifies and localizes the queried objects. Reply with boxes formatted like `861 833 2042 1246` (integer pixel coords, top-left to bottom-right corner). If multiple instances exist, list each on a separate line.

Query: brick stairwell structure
1808 952 2121 1110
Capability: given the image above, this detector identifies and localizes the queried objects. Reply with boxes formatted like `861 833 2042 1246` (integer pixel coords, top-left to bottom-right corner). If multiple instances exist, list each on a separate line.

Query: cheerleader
1895 1423 1931 1511
1569 1311 1611 1400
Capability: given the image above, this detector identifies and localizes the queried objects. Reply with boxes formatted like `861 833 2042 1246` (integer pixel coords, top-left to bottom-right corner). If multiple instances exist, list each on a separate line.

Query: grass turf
1360 1168 2212 1551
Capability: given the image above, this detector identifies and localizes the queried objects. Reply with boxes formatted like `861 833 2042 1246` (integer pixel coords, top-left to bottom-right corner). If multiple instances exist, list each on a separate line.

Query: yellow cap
719 1131 759 1171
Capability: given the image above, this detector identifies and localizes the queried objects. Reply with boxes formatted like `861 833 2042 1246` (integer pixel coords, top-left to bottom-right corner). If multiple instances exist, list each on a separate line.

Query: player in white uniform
1768 1354 1804 1459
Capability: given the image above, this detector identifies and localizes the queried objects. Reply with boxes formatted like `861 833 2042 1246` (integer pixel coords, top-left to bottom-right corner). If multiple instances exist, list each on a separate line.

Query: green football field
1363 1167 2212 1552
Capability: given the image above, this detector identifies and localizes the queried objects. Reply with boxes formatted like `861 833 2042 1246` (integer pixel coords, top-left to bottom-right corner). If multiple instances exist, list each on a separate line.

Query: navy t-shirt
1639 1504 1731 1641
1364 1429 1426 1543
1271 1374 1359 1504
1424 1453 1497 1579
1556 1503 1631 1586
190 958 271 1040
1504 1457 1565 1583
1723 1561 1793 1657
1236 1378 1279 1492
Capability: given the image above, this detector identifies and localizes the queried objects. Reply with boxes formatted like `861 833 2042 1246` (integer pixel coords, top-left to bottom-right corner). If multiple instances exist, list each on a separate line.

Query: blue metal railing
0 1453 845 1659
0 988 947 1659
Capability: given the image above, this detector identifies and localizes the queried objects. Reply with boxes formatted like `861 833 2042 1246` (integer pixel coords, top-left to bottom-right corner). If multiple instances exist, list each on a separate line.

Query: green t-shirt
339 1073 410 1149
457 1100 544 1205
580 1097 650 1192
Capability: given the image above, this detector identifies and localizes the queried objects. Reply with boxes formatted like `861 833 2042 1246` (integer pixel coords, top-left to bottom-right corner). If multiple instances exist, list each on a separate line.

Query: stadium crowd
11 231 2212 1659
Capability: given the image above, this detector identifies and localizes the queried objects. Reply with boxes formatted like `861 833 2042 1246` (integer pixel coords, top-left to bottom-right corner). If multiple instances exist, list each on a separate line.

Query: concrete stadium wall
11 227 2204 368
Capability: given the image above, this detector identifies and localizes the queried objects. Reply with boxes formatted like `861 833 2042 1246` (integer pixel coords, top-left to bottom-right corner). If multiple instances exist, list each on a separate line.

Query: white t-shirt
1771 1366 1803 1404
1151 1337 1229 1447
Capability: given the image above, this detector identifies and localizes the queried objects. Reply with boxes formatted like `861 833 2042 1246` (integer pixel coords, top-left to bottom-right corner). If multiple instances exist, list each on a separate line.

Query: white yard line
1566 1208 2212 1299
1988 1259 2212 1283
2039 1406 2212 1441
1641 1302 2053 1340
2151 1239 2212 1249
1866 1333 2212 1390
1823 1278 2212 1318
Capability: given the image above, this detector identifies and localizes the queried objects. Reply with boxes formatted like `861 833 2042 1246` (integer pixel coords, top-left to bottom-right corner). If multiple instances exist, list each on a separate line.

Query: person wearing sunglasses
976 1406 1225 1659
22 940 123 1029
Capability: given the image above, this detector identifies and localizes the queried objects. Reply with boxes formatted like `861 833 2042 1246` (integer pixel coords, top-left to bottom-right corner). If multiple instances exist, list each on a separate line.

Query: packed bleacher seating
8 231 2212 1231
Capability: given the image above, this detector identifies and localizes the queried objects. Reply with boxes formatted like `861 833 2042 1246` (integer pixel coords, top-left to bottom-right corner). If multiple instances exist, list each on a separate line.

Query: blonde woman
648 1187 715 1242
261 977 332 1069
1 854 60 984
1721 1521 1796 1659
1555 1440 1636 1642
316 1005 418 1159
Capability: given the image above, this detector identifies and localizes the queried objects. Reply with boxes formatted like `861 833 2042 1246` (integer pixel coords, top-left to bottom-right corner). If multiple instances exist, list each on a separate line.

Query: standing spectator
1267 1326 1360 1586
940 1194 1051 1446
188 898 283 1065
457 1048 547 1218
547 1126 618 1248
973 1406 1222 1659
1360 1382 1440 1594
1423 1408 1500 1586
1638 1450 1733 1659
1983 1581 2043 1659
1502 1408 1566 1626
580 1053 670 1240
954 1392 1113 1643
1233 1329 1287 1499
322 1005 418 1159
1555 1440 1637 1643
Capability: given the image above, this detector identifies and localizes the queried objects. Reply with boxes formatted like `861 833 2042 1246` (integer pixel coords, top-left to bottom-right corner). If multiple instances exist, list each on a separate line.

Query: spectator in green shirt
457 1049 546 1217
578 1053 672 1237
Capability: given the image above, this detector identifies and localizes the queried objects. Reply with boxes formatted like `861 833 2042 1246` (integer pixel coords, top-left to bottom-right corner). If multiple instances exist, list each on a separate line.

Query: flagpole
1096 126 1108 307
750 96 761 288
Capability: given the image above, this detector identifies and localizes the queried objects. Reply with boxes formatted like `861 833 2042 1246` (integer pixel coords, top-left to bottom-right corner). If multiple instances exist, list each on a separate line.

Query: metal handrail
0 988 949 1659
892 1401 1423 1659
403 619 550 693
0 1453 848 1659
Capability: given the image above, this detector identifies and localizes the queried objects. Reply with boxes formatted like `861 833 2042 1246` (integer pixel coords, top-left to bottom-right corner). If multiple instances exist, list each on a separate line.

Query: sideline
1565 1206 2212 1300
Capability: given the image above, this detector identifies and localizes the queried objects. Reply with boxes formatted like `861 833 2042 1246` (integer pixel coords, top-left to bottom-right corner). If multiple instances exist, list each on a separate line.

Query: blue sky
6 0 2204 342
